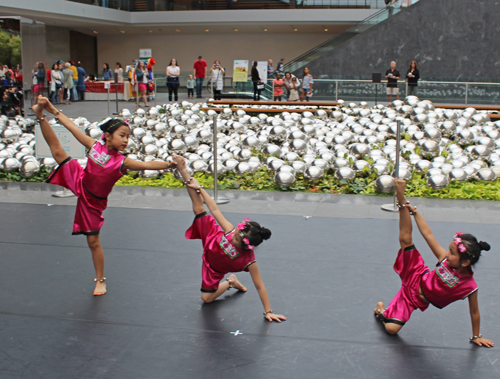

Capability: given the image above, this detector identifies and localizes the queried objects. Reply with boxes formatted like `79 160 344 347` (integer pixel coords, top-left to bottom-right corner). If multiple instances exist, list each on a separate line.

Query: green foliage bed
2 166 499 201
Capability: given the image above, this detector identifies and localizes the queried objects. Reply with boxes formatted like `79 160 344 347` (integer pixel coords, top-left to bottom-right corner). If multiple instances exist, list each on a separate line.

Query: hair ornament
454 233 468 253
237 222 246 231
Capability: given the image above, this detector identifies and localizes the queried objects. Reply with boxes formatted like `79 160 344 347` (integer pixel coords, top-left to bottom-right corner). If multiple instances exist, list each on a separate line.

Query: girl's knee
385 323 402 335
201 293 214 304
87 235 101 250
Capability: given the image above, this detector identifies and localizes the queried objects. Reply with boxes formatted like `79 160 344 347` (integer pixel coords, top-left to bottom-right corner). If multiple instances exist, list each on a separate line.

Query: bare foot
93 280 107 296
227 274 247 292
374 301 385 316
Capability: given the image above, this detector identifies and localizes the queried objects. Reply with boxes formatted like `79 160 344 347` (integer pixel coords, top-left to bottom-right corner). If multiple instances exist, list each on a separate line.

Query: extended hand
395 178 406 193
171 154 185 167
473 337 495 348
186 178 201 189
265 313 287 323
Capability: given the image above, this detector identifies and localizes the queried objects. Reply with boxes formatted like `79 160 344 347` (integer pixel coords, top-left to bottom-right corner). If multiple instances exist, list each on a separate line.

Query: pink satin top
421 258 477 309
83 141 125 199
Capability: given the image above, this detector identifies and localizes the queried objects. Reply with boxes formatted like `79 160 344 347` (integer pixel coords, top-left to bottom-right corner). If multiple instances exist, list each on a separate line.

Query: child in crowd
273 72 284 101
33 96 179 296
288 77 299 101
374 179 494 347
173 155 286 322
187 74 195 98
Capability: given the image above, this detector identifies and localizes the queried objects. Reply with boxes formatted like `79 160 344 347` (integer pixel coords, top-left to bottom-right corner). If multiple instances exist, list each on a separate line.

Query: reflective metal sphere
375 175 395 193
275 171 296 187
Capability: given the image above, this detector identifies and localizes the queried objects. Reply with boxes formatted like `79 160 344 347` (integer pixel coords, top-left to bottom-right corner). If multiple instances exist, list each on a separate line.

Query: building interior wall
45 25 70 67
96 32 333 77
70 30 97 74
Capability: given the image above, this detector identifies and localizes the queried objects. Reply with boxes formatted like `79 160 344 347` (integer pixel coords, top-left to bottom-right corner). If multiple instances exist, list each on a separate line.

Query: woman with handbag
251 61 262 101
50 62 64 105
166 58 180 102
135 60 149 107
210 60 225 101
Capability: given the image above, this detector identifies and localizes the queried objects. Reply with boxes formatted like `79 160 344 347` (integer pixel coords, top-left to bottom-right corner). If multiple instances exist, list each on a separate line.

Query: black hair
99 118 128 135
169 58 179 66
103 63 110 71
77 61 82 67
459 234 491 265
252 61 258 68
240 221 271 249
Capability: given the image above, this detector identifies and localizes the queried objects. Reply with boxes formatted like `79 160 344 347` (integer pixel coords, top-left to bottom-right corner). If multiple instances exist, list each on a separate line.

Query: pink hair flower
243 238 250 245
243 218 250 222
455 232 463 236
458 244 467 253
453 237 462 245
237 222 246 231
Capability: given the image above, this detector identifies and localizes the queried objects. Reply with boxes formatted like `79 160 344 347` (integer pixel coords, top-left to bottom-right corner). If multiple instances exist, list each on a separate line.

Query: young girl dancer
173 156 286 322
33 96 179 296
374 179 494 347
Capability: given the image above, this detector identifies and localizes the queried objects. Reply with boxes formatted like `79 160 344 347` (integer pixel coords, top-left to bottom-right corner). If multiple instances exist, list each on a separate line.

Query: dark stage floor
1 190 500 378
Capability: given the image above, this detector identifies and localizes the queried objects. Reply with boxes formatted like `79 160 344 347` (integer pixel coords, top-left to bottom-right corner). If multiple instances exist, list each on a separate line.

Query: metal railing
281 79 500 105
65 0 393 11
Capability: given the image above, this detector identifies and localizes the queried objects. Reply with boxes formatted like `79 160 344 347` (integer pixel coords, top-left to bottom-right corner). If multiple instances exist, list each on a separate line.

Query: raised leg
32 98 69 164
87 234 107 296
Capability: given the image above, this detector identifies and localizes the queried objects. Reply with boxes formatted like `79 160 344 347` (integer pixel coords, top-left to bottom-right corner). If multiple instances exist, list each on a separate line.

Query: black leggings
253 82 261 101
214 89 222 100
167 77 180 101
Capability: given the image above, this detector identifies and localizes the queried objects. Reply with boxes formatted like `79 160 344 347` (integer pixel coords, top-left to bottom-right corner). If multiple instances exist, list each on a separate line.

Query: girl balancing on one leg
33 96 179 296
173 156 286 322
375 179 494 347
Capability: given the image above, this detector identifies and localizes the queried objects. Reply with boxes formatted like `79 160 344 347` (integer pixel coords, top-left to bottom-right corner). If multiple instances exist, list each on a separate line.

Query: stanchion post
212 114 229 204
107 85 111 117
381 119 402 212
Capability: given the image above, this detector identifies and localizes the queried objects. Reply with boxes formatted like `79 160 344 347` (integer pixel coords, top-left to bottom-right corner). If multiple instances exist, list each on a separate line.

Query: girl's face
446 241 469 270
285 73 291 79
276 73 281 79
171 59 177 65
304 67 309 75
106 125 130 151
103 64 106 69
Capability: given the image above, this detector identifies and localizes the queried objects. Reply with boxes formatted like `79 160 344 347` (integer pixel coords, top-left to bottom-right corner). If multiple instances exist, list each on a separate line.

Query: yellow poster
233 60 249 82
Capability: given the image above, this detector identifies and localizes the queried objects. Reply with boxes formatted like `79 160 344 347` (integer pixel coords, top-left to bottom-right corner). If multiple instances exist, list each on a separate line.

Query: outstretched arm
248 263 287 322
123 158 177 172
395 179 413 250
468 291 494 347
188 179 233 233
41 97 95 150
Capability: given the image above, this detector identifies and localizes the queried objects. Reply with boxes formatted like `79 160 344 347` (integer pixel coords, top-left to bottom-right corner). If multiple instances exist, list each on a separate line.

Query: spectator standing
166 58 180 102
45 65 51 96
385 60 400 105
13 65 23 88
115 62 123 82
300 67 313 102
288 77 300 101
406 60 420 97
76 62 86 101
193 56 207 98
135 60 149 107
210 60 225 101
186 74 195 98
49 62 63 104
251 61 261 101
62 62 74 105
32 62 46 103
267 59 275 79
69 61 78 101
276 58 285 76
273 72 284 101
282 71 297 100
102 63 113 80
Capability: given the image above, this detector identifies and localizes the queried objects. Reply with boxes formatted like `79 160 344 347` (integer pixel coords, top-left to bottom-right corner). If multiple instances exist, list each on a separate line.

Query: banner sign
233 60 249 82
35 125 86 159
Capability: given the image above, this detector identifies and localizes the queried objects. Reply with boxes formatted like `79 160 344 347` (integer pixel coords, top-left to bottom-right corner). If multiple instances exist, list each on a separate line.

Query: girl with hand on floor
33 96 179 296
173 155 286 323
375 179 494 347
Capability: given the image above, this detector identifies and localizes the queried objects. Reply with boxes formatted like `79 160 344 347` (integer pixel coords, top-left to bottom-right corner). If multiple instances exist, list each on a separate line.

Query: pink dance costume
382 245 477 326
185 212 256 292
47 140 125 235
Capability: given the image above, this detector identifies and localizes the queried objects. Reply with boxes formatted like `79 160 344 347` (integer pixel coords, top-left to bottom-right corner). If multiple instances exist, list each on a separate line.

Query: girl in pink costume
374 179 494 347
173 155 286 322
33 96 179 296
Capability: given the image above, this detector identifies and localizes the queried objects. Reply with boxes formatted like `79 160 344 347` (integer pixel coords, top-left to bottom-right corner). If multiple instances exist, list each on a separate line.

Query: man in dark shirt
385 61 400 105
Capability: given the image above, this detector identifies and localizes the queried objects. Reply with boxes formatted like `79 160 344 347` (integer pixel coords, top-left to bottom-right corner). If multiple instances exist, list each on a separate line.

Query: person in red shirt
193 56 207 98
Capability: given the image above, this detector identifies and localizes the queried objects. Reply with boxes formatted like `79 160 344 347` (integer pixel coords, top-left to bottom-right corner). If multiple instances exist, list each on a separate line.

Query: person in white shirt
166 58 180 102
210 60 225 101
